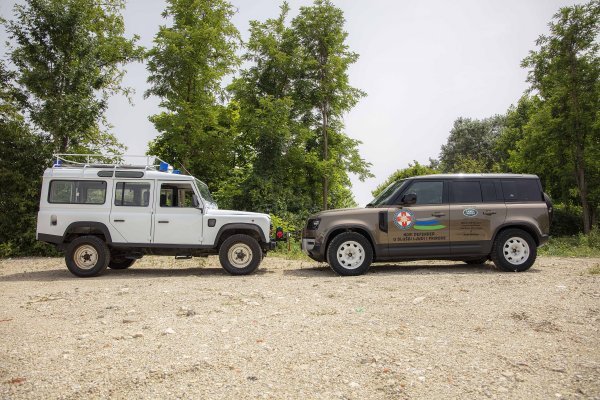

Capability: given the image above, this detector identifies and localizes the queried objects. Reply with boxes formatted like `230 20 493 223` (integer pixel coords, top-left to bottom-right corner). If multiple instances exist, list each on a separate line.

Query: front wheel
219 234 263 275
327 232 373 276
65 236 110 277
491 229 537 272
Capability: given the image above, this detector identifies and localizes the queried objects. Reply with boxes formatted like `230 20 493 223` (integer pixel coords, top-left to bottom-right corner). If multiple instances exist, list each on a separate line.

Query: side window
481 181 498 202
49 180 106 204
502 179 542 202
450 181 482 203
114 182 151 207
404 181 443 205
160 183 196 208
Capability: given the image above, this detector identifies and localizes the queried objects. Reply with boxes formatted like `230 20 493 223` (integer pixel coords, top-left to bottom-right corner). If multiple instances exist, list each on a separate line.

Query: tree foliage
439 115 506 173
517 0 600 232
228 1 371 216
371 161 438 198
292 0 371 210
5 0 143 153
146 0 241 192
0 62 54 256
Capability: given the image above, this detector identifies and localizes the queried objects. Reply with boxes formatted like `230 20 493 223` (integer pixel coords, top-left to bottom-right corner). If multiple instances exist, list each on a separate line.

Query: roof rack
52 153 180 173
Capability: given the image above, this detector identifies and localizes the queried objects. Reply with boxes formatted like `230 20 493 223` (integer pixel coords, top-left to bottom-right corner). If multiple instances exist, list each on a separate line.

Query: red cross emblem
393 210 414 229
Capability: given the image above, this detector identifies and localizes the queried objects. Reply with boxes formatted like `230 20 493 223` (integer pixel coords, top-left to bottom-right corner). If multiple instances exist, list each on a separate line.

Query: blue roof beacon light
159 161 169 172
53 159 63 167
173 169 181 174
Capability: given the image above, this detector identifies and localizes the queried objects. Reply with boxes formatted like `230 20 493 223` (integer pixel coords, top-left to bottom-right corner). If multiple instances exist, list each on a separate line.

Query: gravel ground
0 255 599 399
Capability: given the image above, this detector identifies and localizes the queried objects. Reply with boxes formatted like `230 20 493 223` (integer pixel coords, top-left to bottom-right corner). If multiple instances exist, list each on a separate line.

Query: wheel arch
492 222 541 246
324 225 377 258
63 221 112 244
215 223 266 246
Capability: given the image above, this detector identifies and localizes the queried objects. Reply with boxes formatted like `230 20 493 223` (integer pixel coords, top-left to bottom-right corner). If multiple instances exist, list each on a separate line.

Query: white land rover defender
36 154 275 277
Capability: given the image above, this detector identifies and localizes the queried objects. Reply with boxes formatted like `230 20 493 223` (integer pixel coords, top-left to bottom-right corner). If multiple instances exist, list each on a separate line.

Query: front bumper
301 237 324 261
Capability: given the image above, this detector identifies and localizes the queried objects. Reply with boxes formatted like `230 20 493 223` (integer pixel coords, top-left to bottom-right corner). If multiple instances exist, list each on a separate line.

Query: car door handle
431 212 446 217
113 219 125 222
158 220 169 223
483 211 497 216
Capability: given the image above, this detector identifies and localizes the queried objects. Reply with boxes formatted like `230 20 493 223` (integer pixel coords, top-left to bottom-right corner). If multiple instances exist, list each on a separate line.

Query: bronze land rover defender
301 174 552 276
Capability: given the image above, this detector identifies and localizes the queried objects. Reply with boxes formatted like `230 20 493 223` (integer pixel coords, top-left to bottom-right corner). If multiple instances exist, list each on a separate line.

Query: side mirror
401 193 417 205
192 194 200 208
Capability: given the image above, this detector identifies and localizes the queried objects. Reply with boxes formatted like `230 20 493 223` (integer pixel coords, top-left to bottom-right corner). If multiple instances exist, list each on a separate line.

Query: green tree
0 61 54 256
227 4 308 213
438 115 506 173
146 0 241 192
371 161 438 198
292 0 371 210
5 0 143 153
519 0 599 233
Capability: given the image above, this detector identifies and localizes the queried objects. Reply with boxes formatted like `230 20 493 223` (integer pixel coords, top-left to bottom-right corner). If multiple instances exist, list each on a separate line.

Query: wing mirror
401 193 417 205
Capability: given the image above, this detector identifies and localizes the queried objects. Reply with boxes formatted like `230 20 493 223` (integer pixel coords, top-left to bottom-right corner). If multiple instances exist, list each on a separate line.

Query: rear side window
450 181 482 203
481 181 501 202
114 182 151 207
49 180 106 204
501 179 543 202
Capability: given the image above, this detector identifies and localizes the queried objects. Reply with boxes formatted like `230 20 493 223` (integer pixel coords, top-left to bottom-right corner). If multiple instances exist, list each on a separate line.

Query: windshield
194 178 218 209
367 180 406 207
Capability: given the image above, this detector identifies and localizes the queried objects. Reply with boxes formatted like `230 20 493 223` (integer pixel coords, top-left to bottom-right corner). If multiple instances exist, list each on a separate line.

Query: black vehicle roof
410 173 539 180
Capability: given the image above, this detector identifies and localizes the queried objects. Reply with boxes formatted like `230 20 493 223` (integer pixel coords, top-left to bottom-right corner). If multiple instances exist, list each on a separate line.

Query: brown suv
301 174 552 276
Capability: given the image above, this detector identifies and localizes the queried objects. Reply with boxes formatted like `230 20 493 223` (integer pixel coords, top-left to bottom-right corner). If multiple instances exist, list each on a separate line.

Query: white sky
0 0 583 207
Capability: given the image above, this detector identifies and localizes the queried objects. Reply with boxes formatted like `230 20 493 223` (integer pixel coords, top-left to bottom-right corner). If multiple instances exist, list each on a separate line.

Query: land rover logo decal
393 209 414 229
463 208 478 217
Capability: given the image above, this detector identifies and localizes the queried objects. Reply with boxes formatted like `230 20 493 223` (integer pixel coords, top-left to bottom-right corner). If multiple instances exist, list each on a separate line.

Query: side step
175 255 192 260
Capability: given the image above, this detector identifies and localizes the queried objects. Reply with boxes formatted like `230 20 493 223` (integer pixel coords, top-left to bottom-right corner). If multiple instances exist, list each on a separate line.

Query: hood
314 207 381 218
207 209 270 218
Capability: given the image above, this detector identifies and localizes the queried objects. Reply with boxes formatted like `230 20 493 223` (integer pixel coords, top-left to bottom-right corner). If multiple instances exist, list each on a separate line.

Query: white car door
109 180 154 243
152 181 204 245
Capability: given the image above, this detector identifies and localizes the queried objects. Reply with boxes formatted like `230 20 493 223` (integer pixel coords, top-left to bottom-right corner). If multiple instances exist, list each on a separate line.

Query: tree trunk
574 147 591 234
321 104 328 211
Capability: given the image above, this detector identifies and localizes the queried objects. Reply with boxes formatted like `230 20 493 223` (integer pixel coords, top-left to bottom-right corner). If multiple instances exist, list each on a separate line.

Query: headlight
307 218 321 230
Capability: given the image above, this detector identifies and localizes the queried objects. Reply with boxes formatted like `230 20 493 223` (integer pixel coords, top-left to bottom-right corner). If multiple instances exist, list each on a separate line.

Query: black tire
65 236 110 277
491 229 537 272
327 232 373 276
108 258 136 270
219 234 263 275
464 257 489 265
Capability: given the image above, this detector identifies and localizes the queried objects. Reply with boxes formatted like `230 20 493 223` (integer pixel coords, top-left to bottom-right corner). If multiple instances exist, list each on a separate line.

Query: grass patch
539 232 600 258
588 264 600 275
270 238 311 261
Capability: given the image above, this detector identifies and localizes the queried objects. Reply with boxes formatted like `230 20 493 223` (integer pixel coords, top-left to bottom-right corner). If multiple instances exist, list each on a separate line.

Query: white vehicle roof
45 153 196 181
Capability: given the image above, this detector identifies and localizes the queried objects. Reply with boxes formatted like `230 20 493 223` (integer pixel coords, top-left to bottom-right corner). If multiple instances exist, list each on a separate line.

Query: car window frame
393 179 448 206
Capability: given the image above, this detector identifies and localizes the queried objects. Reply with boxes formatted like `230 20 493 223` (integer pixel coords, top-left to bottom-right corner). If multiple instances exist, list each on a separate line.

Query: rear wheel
327 232 373 276
491 229 537 272
65 236 110 277
219 234 262 275
108 258 136 270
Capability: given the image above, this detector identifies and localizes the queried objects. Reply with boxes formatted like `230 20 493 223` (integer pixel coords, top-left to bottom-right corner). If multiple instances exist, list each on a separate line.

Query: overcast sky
0 0 583 206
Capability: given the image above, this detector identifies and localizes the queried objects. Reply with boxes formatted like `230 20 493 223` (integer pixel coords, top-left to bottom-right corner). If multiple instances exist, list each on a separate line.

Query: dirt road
0 256 598 399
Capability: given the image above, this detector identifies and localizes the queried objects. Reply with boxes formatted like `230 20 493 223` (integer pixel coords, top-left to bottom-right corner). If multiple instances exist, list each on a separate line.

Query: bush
550 204 583 236
539 230 600 257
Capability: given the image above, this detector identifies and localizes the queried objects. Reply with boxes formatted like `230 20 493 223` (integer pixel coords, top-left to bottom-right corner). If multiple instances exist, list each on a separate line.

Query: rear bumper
264 241 277 251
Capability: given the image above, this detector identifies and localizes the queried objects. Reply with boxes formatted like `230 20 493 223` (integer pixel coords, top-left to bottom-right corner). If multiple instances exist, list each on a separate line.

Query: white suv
36 155 275 277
